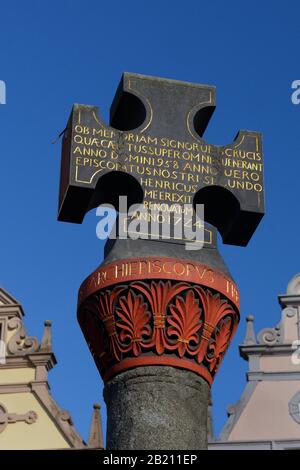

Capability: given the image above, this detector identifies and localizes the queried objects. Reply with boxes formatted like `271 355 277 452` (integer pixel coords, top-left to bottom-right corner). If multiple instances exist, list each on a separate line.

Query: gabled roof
0 285 104 450
0 287 20 306
214 273 300 445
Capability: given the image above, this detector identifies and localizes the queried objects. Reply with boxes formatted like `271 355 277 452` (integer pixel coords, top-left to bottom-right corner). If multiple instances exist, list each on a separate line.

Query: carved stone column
56 72 263 450
77 253 239 449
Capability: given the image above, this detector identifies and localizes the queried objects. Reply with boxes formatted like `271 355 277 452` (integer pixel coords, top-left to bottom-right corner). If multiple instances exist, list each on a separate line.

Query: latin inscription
73 125 263 209
78 257 240 310
58 74 265 247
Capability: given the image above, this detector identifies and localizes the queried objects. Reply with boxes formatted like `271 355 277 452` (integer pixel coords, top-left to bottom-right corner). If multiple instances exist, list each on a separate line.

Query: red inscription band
78 257 240 311
77 257 240 385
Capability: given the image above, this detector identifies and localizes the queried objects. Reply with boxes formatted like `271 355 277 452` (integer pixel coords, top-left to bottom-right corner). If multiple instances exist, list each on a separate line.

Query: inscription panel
58 73 264 246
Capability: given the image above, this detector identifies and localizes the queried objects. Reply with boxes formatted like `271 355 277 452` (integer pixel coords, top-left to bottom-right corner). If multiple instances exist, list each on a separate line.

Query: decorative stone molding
7 317 39 355
243 315 257 345
78 257 240 385
0 403 37 433
257 324 282 345
88 403 104 449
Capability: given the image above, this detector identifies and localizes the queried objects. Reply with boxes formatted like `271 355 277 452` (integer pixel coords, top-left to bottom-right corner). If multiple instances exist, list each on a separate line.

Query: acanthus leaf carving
78 275 239 384
205 316 234 373
167 289 202 357
116 290 151 356
131 281 190 355
193 287 237 364
78 286 126 366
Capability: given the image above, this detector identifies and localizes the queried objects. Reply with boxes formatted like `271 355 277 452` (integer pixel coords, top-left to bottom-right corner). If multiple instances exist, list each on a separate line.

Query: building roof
210 273 300 450
0 286 103 450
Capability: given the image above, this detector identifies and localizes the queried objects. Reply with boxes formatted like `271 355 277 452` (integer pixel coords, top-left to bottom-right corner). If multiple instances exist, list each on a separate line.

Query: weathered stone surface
103 235 231 277
104 366 210 450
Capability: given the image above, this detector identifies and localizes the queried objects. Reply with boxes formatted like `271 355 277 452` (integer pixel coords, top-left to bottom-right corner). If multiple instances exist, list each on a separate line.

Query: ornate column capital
78 257 240 385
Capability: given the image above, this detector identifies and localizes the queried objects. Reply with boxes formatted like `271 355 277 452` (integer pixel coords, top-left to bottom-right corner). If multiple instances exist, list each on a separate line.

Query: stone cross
58 73 264 246
0 403 37 433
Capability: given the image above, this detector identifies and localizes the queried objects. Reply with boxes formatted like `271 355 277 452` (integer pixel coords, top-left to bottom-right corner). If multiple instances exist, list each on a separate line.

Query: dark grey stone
103 236 232 278
104 366 210 450
58 73 264 247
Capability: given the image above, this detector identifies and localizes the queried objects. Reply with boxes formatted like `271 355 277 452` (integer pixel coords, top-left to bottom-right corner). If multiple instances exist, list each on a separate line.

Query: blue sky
0 0 300 441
